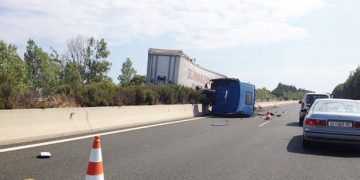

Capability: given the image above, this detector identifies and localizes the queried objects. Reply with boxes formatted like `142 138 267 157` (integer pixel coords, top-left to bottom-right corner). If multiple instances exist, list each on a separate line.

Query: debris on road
265 108 273 120
212 120 229 126
212 123 229 126
37 152 51 159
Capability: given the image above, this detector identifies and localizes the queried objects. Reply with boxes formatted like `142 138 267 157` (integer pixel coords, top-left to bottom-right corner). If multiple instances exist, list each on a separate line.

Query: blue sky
0 0 359 93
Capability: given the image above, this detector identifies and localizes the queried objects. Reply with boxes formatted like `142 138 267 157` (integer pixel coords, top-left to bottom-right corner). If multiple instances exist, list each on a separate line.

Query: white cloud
0 0 326 49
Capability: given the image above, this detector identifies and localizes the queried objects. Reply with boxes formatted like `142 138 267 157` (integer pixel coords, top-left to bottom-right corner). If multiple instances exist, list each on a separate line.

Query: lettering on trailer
187 69 211 85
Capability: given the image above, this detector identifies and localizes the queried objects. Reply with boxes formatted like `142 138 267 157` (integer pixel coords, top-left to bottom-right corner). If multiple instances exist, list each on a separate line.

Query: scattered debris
212 120 229 126
265 108 272 120
37 152 51 159
212 123 229 126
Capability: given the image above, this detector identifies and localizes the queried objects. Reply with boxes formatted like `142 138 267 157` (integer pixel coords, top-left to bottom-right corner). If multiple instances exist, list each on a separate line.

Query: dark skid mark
212 124 229 126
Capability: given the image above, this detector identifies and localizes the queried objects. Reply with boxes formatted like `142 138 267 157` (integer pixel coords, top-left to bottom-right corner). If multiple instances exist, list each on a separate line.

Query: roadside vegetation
0 37 198 109
332 66 360 100
256 83 313 102
0 36 313 109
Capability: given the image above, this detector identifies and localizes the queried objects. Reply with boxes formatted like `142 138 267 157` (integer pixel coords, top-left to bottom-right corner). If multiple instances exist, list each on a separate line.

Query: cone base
85 174 104 180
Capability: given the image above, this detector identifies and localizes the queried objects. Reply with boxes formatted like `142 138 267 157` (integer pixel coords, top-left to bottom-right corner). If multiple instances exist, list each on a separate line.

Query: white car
299 93 331 126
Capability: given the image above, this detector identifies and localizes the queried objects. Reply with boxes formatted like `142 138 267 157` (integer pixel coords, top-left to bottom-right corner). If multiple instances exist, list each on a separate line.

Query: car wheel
299 117 304 126
302 136 310 148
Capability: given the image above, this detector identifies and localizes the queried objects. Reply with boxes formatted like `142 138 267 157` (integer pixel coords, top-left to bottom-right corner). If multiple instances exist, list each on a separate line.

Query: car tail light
301 103 305 109
316 120 327 126
354 122 360 128
306 119 316 126
305 119 326 126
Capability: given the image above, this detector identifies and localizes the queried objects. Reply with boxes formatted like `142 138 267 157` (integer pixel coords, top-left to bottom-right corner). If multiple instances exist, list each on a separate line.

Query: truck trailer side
147 48 226 89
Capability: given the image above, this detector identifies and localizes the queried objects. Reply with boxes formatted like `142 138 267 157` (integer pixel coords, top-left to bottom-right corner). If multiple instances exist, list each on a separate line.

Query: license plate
328 121 353 128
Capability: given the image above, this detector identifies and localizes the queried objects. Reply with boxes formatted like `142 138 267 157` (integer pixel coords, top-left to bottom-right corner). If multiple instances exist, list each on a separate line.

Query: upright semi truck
147 48 226 89
202 78 256 117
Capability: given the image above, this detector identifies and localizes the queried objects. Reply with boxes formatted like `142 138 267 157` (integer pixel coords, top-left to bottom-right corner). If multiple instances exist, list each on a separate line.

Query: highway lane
2 103 360 180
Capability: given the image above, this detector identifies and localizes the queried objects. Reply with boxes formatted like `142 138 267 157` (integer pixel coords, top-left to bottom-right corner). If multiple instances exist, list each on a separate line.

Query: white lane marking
0 117 206 153
258 121 271 127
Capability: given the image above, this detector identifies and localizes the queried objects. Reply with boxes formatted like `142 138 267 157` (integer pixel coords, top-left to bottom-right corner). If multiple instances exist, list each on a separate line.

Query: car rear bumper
303 130 360 144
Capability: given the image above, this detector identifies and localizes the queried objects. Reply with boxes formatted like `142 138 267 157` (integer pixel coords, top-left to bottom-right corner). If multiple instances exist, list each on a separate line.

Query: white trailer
147 48 226 89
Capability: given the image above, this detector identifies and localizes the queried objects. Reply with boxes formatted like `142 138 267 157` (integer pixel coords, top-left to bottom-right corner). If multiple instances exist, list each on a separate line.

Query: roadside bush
0 81 18 109
114 84 196 106
116 86 136 105
81 81 117 106
15 90 38 109
135 88 147 105
145 90 158 105
2 81 198 109
158 85 176 104
256 88 276 102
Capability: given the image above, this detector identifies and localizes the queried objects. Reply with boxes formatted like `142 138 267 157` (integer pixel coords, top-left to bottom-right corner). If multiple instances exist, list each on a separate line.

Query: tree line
0 36 198 109
332 66 360 99
256 83 313 101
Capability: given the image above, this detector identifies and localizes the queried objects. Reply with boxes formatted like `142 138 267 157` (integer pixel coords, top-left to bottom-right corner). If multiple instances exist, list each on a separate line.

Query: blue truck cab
210 78 255 117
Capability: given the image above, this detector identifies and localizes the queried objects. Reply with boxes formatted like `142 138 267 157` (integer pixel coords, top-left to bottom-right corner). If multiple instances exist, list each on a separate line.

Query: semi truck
201 78 256 117
146 48 226 89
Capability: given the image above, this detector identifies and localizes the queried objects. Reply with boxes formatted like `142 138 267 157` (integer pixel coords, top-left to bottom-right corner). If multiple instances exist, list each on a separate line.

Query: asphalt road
2 103 360 180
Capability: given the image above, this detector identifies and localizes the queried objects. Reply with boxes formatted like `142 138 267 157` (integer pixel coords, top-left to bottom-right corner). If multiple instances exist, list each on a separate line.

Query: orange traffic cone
86 136 104 180
265 108 272 120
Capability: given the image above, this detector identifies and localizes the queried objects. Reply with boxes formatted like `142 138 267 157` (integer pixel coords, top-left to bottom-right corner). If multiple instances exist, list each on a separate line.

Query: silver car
303 99 360 147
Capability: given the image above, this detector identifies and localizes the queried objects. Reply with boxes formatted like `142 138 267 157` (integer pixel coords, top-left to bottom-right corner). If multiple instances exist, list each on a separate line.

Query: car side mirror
298 100 302 104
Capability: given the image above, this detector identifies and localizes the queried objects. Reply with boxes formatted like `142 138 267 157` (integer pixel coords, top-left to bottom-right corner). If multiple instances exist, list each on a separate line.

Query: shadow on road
286 122 300 127
287 135 360 157
206 116 233 119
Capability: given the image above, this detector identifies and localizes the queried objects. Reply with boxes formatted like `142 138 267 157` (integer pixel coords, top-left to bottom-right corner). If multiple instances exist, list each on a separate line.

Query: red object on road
265 108 272 120
86 136 104 180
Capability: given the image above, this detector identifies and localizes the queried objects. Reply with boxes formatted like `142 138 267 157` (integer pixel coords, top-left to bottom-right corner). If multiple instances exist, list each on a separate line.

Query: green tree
332 83 344 98
62 61 82 87
333 66 360 99
118 58 137 86
256 88 276 101
130 75 146 85
0 40 27 109
24 39 59 96
271 83 313 100
67 35 111 83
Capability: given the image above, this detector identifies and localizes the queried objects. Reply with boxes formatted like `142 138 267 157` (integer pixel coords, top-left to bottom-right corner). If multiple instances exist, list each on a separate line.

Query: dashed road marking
258 121 271 127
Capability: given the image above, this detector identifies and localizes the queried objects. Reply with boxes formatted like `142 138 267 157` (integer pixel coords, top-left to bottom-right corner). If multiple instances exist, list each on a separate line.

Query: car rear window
313 101 360 114
306 95 329 104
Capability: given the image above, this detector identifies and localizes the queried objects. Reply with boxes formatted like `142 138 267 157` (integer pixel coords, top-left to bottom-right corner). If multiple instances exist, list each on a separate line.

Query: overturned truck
201 78 256 117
